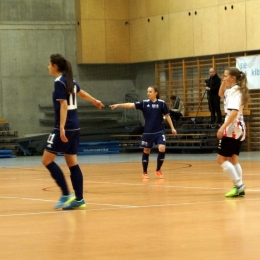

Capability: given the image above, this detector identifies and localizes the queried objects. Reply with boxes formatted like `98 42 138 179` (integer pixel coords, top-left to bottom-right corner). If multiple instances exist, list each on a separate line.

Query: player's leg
42 150 74 208
229 144 245 196
63 154 86 209
62 131 86 210
217 138 244 197
154 133 166 179
229 155 242 182
155 144 165 178
142 148 150 179
140 134 154 179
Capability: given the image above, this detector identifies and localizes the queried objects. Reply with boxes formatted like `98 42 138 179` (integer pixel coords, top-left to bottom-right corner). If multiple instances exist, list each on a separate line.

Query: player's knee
158 146 166 153
42 157 49 167
143 148 151 154
217 155 225 165
42 153 54 167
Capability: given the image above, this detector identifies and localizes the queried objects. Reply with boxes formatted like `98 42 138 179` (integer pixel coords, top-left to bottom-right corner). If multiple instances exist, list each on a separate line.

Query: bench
0 122 9 130
0 130 18 136
111 133 218 152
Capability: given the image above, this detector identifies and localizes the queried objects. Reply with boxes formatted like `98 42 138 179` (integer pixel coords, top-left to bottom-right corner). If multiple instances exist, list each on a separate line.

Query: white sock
234 163 242 183
221 161 242 186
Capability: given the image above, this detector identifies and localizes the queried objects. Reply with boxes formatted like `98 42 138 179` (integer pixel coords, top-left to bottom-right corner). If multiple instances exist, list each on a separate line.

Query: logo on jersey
141 141 148 146
152 104 159 108
147 104 150 107
47 144 52 148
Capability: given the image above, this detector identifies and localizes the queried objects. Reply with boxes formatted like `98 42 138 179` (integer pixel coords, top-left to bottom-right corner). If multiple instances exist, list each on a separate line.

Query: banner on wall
236 55 260 89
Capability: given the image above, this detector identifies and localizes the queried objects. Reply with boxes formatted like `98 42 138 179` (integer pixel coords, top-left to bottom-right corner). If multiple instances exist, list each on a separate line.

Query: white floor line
1 197 260 217
0 196 133 207
82 180 260 192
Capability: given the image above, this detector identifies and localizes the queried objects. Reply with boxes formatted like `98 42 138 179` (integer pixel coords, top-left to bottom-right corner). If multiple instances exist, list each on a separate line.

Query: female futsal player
110 86 177 179
217 67 250 197
42 54 104 209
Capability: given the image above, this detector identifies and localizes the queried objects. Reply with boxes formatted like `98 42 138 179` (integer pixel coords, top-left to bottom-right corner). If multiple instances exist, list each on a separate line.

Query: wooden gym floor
0 152 260 260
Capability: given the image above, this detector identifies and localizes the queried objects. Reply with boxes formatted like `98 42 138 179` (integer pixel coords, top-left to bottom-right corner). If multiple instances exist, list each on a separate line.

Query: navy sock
46 161 69 195
156 152 165 171
69 165 83 201
142 153 149 173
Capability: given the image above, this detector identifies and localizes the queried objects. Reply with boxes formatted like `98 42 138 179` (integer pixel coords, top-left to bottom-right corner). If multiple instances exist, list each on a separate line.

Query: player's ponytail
64 59 74 94
50 54 74 94
226 67 250 106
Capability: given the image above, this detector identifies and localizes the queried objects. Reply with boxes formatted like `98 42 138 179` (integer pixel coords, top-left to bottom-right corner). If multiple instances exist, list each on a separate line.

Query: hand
109 104 118 110
217 127 224 139
205 87 210 90
172 128 177 136
60 128 68 143
93 99 105 110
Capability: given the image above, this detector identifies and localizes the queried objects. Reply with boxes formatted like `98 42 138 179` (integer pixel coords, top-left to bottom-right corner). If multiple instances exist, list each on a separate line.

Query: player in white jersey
42 54 104 209
110 86 177 179
217 67 250 197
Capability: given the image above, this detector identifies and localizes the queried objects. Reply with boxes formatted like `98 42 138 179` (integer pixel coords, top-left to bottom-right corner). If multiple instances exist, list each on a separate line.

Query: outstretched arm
165 114 177 135
77 90 104 110
110 103 135 109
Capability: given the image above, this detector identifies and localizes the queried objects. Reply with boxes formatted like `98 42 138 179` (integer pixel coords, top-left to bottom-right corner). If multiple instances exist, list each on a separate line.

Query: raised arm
218 80 226 98
110 103 135 110
77 89 104 109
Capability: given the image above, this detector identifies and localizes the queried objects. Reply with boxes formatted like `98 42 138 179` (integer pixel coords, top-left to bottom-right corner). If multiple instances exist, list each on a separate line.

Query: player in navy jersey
217 67 250 197
110 86 177 179
42 54 104 209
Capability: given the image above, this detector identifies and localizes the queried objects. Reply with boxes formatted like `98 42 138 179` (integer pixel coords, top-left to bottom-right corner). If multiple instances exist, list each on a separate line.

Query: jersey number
47 133 55 144
67 85 77 110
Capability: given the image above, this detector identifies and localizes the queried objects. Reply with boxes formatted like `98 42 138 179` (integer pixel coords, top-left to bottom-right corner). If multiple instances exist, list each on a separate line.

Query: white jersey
223 85 246 141
223 88 230 113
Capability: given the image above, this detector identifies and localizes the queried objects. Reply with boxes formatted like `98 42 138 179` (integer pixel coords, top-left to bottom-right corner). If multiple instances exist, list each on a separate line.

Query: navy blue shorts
44 129 80 155
218 137 243 157
140 132 166 149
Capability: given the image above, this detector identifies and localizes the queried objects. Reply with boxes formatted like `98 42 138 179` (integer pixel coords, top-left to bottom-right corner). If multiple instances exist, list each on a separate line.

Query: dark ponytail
50 54 74 94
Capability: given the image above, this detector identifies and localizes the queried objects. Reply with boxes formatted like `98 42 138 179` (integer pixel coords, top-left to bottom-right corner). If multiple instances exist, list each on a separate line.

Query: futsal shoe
54 194 75 209
142 172 149 179
225 185 246 197
62 199 86 210
155 170 164 179
237 184 246 196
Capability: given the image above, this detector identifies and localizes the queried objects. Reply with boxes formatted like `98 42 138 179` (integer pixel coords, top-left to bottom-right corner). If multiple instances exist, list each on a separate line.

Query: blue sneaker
54 194 75 209
62 199 86 210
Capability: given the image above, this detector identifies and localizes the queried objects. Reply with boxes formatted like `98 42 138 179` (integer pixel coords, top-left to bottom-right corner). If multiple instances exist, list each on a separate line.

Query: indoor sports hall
0 152 260 259
0 0 260 260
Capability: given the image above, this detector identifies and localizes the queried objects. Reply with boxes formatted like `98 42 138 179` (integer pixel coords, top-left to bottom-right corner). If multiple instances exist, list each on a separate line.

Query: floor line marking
82 180 260 192
0 196 133 207
2 197 260 217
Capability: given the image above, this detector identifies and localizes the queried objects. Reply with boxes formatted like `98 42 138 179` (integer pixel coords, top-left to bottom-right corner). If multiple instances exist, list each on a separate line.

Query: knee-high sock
46 161 69 195
156 152 165 171
221 161 242 186
69 165 83 201
142 153 149 173
234 163 242 183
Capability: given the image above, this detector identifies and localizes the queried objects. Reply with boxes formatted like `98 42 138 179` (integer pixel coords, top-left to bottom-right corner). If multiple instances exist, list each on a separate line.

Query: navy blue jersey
135 99 169 133
53 75 80 130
